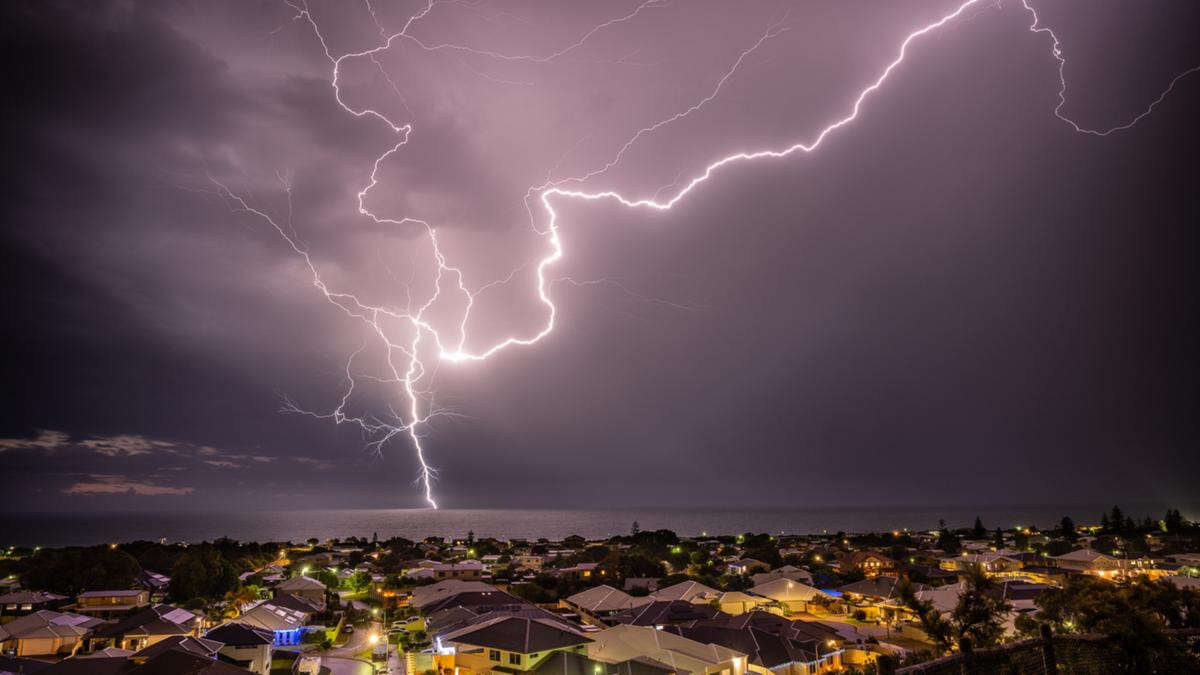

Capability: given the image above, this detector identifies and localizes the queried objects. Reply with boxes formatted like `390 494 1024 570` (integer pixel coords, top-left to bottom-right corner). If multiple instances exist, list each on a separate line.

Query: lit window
489 650 500 661
509 653 522 665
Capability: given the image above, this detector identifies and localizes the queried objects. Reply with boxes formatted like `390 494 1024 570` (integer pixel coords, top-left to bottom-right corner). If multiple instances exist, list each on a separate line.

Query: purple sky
1 0 1198 511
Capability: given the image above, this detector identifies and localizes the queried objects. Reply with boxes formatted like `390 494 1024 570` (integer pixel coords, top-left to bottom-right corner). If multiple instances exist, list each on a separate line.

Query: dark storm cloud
1 0 1198 511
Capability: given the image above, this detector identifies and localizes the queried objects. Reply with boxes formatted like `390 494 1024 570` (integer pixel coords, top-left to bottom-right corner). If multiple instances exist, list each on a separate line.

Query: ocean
1 503 1193 547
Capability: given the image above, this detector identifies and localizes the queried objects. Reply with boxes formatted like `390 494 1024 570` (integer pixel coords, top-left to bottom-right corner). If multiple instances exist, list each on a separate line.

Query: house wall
450 642 588 673
220 644 272 675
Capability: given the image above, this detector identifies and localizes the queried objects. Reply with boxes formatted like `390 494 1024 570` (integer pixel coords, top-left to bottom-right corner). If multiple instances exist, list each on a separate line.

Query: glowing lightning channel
228 0 1195 508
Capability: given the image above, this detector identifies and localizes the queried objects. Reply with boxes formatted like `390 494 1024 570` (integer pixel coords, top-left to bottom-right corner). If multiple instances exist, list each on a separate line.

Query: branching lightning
219 0 1197 508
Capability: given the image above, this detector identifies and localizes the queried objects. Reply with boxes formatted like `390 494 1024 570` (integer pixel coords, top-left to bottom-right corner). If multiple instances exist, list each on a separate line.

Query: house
747 579 829 615
411 580 501 611
555 563 600 580
237 602 310 646
750 566 814 588
0 591 69 617
267 592 323 615
438 615 593 673
39 642 249 674
606 600 723 627
836 578 928 623
586 624 746 675
205 622 274 675
660 622 843 675
274 575 326 608
74 591 149 617
841 552 895 578
528 648 675 675
939 553 1023 574
561 586 648 625
0 611 101 657
416 585 526 616
728 559 771 576
135 572 170 595
130 635 222 662
718 592 771 616
1052 549 1121 573
649 581 722 605
514 555 545 572
86 605 201 653
407 560 486 582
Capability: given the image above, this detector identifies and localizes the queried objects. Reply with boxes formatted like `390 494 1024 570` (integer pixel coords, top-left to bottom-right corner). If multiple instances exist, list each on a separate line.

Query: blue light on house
275 627 303 646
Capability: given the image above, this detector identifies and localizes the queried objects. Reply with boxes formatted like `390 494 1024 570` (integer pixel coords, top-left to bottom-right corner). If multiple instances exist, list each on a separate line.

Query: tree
1165 509 1185 534
223 585 259 618
952 565 1010 649
631 521 640 536
991 528 1005 550
1109 506 1125 534
899 565 1010 655
20 546 141 596
972 517 987 539
170 547 238 601
1059 516 1077 541
937 528 961 555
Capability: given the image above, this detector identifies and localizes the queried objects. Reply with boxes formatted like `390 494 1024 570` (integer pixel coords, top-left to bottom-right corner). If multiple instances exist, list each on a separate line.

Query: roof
410 580 498 608
649 581 721 603
837 577 927 600
586 624 743 671
565 586 646 613
276 575 326 592
748 578 828 603
269 592 324 614
78 590 146 598
661 625 819 669
608 601 722 627
843 551 895 567
238 602 308 632
691 611 841 643
1054 549 1117 564
529 649 675 675
91 605 197 639
204 622 274 646
0 610 101 642
443 616 591 653
133 635 222 661
0 591 68 605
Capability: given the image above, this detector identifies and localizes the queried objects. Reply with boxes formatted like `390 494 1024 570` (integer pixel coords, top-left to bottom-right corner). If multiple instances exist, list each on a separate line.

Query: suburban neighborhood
2 507 1199 673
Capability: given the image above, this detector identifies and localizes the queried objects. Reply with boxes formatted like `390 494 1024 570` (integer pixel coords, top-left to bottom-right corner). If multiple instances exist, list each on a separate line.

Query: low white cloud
62 474 194 496
80 434 177 457
0 429 70 451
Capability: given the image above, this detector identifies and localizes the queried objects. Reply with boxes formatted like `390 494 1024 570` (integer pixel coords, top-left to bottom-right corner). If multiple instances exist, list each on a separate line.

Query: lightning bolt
220 0 1196 508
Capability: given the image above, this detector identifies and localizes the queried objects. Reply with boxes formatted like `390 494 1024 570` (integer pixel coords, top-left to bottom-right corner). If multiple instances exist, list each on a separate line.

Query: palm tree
222 585 259 618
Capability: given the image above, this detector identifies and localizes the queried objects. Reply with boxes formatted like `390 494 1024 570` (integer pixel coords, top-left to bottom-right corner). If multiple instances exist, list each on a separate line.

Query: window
489 650 500 661
509 653 522 665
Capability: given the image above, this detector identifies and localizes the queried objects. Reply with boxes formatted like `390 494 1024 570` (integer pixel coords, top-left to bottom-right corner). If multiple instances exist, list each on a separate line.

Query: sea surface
1 503 1194 548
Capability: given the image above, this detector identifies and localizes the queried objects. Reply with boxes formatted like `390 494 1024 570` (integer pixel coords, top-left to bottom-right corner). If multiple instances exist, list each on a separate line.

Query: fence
885 626 1200 674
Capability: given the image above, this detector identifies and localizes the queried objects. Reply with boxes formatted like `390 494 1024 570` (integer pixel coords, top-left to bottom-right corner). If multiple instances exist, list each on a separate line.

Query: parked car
342 624 355 634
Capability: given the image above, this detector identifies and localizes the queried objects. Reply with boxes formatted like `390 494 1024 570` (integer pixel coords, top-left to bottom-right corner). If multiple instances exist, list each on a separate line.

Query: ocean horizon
3 502 1195 548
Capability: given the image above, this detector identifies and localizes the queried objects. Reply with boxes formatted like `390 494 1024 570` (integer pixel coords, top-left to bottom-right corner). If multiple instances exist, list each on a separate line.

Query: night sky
1 0 1197 511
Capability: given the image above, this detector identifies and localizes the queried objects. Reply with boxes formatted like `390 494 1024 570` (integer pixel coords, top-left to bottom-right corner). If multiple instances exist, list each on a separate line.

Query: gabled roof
0 591 68 605
410 580 498 608
692 611 840 644
443 616 591 654
529 649 675 675
0 610 101 641
238 602 307 632
660 625 819 669
586 624 743 671
747 578 828 603
270 592 323 614
608 600 722 627
837 577 927 600
565 586 645 613
649 581 721 603
133 635 222 661
78 590 146 598
91 605 197 639
205 622 274 646
276 575 326 592
1054 549 1114 563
